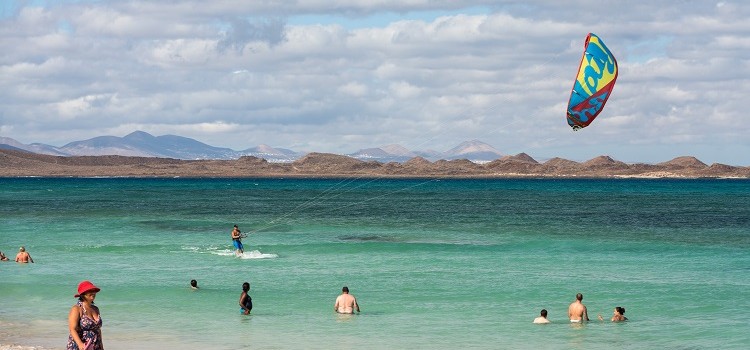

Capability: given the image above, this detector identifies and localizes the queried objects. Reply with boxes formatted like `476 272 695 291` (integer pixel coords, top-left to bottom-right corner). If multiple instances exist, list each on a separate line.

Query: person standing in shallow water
239 282 252 315
334 286 360 314
533 309 551 324
67 281 103 350
568 293 590 322
15 246 34 263
599 306 628 322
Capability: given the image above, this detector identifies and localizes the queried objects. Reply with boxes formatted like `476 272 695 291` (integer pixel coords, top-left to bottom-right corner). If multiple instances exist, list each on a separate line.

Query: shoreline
2 174 750 180
1 149 749 179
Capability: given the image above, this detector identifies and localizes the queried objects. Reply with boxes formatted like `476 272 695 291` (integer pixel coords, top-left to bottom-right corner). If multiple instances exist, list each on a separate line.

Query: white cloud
0 1 749 164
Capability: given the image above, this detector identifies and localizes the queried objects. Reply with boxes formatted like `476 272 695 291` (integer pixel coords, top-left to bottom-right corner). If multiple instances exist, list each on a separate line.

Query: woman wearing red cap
67 281 103 350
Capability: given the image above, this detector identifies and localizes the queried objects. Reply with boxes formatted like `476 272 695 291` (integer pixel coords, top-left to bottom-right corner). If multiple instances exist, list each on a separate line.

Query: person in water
15 246 34 263
231 225 245 256
334 286 360 314
599 306 628 322
67 281 103 350
533 309 551 324
568 293 590 323
190 279 199 289
239 282 252 315
0 250 9 261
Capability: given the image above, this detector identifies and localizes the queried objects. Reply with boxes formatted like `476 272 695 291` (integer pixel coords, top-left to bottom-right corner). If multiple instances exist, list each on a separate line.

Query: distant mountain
238 144 304 163
441 140 503 163
60 131 239 159
0 136 67 156
349 140 502 163
0 137 28 152
3 131 504 163
349 145 415 163
0 143 28 152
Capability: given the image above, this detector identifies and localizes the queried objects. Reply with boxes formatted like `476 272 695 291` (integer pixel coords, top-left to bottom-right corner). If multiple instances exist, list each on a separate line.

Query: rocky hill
1 149 748 178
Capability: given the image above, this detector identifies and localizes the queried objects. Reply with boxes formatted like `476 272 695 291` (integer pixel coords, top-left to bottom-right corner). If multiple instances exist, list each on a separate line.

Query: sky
1 0 749 165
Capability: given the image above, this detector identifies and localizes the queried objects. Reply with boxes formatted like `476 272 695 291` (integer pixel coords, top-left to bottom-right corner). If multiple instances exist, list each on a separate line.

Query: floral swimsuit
66 301 103 350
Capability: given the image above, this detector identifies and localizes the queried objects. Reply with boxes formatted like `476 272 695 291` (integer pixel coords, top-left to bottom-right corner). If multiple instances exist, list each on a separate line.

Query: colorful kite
566 33 618 130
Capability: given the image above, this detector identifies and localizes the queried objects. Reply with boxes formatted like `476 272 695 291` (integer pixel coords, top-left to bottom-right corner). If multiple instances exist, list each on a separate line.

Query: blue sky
1 0 749 165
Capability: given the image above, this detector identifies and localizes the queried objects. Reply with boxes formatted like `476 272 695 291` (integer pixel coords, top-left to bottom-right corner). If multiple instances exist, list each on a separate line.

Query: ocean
1 177 749 349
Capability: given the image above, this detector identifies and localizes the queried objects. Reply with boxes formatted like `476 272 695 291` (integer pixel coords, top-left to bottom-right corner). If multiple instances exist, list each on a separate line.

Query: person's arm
28 254 34 263
68 305 86 350
353 297 360 313
334 297 340 313
584 306 590 321
94 306 104 350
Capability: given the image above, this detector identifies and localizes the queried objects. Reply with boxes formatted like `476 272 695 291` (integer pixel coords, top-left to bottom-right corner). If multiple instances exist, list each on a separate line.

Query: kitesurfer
231 225 245 256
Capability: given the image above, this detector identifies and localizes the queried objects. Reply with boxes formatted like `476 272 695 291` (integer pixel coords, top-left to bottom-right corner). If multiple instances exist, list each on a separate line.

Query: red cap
74 280 100 298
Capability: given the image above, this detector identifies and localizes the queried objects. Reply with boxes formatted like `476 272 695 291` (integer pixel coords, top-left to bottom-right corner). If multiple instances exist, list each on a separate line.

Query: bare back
15 252 31 263
334 294 358 314
568 301 588 322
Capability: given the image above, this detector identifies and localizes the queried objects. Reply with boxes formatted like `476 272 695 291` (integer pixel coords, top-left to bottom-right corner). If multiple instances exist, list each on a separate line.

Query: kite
566 33 618 130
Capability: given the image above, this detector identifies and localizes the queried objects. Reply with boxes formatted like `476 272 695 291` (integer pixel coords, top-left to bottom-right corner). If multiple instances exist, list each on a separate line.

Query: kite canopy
566 33 618 130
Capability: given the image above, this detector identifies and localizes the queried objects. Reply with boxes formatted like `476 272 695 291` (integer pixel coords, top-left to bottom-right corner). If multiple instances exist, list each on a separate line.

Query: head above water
190 279 197 287
242 282 250 292
540 309 548 317
19 246 25 252
576 293 583 301
615 306 625 315
342 286 349 293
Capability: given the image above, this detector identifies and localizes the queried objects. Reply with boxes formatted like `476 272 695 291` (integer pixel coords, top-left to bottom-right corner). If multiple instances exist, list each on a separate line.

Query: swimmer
15 246 34 263
568 293 589 322
533 309 551 324
190 279 199 289
334 286 360 314
239 282 252 315
599 306 628 322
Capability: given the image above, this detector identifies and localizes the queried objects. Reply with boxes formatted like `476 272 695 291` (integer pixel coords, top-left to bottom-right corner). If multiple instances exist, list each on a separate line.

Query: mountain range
0 131 504 163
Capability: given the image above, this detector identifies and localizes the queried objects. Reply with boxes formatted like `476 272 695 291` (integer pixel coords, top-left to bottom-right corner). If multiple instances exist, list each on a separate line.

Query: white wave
210 248 278 259
239 250 279 259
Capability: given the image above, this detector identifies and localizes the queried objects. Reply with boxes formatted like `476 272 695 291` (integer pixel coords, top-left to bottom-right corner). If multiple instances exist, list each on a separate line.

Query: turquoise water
1 178 749 349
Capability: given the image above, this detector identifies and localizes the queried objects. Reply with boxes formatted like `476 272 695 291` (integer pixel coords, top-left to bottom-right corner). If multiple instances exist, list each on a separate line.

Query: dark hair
242 282 250 292
342 286 349 293
540 309 547 317
576 293 583 301
190 280 197 287
615 306 625 315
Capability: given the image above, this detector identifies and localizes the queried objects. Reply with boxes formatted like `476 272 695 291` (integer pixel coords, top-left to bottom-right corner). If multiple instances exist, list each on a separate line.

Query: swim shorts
233 239 244 250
